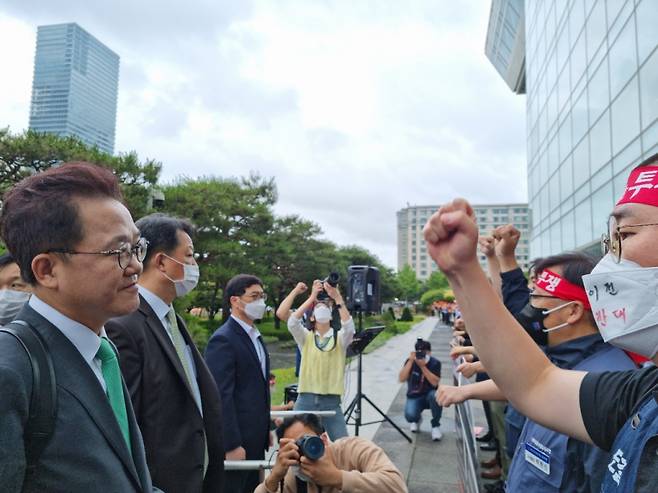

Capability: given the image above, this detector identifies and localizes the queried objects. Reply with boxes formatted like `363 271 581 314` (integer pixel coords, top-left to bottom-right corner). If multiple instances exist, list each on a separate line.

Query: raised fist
423 199 479 275
493 224 521 258
478 236 496 258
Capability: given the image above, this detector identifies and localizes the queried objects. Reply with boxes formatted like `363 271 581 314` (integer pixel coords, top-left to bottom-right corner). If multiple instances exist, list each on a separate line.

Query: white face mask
582 253 658 358
313 305 332 324
243 298 266 321
0 289 30 325
162 254 199 297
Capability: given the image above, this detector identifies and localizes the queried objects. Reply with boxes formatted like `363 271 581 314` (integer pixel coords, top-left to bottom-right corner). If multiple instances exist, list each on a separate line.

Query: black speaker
346 265 381 313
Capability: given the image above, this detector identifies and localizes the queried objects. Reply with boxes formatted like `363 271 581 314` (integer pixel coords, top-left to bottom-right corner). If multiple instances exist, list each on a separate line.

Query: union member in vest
439 252 637 492
277 279 355 439
424 152 658 492
0 163 157 492
106 214 225 493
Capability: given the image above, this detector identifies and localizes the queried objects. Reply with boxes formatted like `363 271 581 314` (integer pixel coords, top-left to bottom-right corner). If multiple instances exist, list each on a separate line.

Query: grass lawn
362 315 425 354
271 366 297 405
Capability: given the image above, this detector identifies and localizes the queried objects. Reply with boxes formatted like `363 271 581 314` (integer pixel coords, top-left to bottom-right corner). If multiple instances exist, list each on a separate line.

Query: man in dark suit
0 163 156 491
107 214 225 493
205 274 271 493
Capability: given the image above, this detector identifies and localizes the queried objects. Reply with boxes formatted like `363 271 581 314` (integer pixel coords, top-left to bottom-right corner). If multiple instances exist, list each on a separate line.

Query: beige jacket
254 436 407 493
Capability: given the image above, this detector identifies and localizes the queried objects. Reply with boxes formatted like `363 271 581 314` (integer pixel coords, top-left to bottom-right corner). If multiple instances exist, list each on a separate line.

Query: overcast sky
0 0 527 269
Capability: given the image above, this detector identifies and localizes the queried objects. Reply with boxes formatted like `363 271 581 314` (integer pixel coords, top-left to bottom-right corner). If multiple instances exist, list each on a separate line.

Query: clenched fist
423 199 479 275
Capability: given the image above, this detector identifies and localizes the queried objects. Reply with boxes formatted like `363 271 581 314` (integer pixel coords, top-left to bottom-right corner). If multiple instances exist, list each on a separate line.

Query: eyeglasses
48 237 149 270
243 292 267 301
600 217 658 263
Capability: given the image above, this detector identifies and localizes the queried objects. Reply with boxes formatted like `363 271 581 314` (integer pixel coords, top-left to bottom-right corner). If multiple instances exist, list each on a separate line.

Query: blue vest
600 392 658 492
507 344 636 492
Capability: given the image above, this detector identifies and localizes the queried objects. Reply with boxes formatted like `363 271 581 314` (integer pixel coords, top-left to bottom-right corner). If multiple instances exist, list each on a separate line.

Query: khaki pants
490 400 510 479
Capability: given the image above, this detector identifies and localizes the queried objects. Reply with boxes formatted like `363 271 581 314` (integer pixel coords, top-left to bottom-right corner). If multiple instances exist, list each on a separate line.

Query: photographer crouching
399 338 443 440
276 276 354 439
256 413 407 493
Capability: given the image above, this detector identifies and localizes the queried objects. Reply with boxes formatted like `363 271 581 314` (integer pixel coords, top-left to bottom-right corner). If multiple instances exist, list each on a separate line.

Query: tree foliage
0 128 162 218
397 264 421 301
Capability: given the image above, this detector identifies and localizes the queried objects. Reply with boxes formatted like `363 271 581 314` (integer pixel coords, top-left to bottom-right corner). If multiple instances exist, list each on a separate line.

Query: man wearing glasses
0 163 157 491
424 152 658 492
205 274 271 493
106 214 225 493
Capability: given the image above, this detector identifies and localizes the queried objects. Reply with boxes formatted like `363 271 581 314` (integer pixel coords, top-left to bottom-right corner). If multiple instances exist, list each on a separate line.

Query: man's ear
31 253 60 289
566 301 585 325
320 432 330 445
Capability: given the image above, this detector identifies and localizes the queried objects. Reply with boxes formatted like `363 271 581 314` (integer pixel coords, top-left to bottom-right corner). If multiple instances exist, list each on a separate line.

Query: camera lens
297 435 325 461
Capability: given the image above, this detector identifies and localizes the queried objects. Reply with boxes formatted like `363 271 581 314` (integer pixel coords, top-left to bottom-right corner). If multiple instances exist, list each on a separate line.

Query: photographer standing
277 279 354 439
399 338 443 440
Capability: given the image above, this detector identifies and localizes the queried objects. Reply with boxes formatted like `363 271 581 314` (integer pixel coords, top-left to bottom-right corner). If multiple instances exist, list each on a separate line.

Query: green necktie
166 308 209 474
97 337 131 450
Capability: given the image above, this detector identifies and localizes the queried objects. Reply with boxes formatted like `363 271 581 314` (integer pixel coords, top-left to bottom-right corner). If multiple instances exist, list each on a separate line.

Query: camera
295 434 325 460
415 350 425 360
317 272 340 301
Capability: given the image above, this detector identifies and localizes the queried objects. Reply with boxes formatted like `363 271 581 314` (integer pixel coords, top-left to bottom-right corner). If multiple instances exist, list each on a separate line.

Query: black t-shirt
580 366 658 491
580 366 658 451
404 356 441 397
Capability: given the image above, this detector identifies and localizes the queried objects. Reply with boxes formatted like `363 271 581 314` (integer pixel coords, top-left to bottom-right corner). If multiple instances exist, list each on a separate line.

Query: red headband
535 269 591 310
616 166 658 206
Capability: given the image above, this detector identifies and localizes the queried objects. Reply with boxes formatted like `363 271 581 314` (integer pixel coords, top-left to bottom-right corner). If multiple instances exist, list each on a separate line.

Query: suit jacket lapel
138 298 197 403
18 306 143 490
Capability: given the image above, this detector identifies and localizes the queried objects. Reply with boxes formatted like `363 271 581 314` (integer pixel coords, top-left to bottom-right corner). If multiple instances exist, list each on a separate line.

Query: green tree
335 245 400 303
159 173 277 320
420 288 447 308
0 128 161 218
397 264 421 302
424 270 449 292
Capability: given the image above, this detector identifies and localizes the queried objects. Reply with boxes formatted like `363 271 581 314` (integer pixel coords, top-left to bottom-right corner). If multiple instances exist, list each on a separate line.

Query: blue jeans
404 389 443 428
294 393 348 440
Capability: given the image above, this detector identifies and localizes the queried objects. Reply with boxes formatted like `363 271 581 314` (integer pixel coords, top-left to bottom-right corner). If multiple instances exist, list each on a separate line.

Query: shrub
400 306 413 321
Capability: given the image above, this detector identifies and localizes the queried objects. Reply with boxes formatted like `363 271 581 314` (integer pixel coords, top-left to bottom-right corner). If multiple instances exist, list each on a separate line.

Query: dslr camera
317 272 340 302
415 337 430 359
295 434 325 460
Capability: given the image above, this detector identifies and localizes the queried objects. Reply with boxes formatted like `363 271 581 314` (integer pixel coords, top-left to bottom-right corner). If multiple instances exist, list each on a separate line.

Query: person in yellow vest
276 280 355 439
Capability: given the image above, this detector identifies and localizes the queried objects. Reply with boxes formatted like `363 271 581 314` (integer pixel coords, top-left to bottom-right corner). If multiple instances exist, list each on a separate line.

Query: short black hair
135 213 195 268
0 252 16 270
276 413 325 441
224 274 263 305
634 152 658 169
415 338 431 351
1 162 123 284
531 252 596 289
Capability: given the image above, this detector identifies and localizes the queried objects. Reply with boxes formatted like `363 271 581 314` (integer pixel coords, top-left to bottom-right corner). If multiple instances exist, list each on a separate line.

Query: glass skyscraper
29 23 120 155
488 0 658 259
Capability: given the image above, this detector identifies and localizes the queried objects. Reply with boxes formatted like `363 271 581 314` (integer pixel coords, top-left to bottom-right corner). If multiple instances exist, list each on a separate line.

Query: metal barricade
453 359 481 493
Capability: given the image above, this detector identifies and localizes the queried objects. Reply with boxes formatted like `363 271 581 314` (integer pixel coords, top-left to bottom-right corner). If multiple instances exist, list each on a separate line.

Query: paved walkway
346 316 492 492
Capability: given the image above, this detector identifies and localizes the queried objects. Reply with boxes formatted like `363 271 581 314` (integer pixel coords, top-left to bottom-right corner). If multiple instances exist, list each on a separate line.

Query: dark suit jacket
205 316 270 459
106 295 224 493
0 304 154 492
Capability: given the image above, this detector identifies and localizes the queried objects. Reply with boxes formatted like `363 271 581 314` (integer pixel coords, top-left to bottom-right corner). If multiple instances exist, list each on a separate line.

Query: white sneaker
432 427 443 441
410 422 419 433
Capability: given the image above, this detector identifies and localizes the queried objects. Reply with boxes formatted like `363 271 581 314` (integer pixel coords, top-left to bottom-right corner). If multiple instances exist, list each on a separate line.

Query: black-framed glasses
48 237 149 270
601 217 658 263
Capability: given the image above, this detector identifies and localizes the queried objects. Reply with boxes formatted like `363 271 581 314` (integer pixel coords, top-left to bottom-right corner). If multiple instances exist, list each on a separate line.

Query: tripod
343 312 412 443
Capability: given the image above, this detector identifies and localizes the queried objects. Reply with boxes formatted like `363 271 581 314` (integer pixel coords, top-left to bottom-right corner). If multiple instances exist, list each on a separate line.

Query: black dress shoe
476 431 493 442
479 440 498 451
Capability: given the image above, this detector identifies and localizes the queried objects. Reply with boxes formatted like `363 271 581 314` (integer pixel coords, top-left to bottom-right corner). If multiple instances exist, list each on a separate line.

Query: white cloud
0 1 527 269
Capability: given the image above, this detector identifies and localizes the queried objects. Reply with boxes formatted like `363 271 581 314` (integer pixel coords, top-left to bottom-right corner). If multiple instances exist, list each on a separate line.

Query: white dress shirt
28 295 108 392
231 314 267 378
139 286 203 412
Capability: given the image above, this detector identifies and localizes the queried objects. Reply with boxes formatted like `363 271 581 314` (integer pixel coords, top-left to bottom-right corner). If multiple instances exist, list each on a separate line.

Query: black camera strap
295 477 308 493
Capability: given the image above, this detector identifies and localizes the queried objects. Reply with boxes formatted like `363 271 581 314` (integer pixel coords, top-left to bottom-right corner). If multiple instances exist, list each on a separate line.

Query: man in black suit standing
205 274 271 493
106 213 224 493
0 163 156 492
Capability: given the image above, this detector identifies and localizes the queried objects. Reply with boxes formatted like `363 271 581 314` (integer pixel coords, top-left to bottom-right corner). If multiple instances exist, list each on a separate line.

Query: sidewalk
360 317 491 492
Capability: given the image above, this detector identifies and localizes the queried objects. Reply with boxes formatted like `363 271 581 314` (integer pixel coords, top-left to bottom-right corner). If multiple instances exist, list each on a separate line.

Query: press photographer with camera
276 276 354 439
398 338 443 440
255 413 407 493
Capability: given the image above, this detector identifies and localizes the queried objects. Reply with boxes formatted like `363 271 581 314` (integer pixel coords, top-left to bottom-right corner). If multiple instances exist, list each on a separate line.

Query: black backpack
0 320 57 482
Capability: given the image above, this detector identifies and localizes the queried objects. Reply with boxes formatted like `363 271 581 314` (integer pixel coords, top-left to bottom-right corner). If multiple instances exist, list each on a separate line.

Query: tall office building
397 204 531 280
29 23 120 155
487 0 658 259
